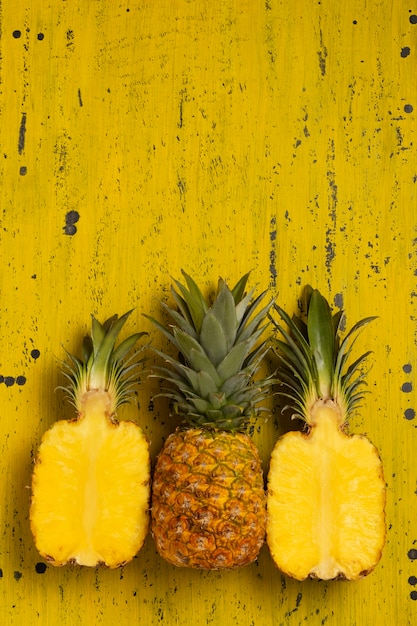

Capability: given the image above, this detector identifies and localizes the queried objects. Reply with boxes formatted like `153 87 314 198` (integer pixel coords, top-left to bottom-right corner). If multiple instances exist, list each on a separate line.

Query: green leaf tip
307 288 336 398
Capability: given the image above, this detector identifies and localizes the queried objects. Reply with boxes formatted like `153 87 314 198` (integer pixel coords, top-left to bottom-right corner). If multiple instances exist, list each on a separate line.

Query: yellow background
1 1 416 624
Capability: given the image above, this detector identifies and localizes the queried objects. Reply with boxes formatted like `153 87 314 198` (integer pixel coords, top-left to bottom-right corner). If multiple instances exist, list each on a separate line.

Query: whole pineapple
30 311 151 568
148 272 274 569
266 287 386 581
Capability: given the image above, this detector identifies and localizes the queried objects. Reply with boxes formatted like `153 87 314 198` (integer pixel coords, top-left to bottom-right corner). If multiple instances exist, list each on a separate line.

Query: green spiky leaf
148 272 275 430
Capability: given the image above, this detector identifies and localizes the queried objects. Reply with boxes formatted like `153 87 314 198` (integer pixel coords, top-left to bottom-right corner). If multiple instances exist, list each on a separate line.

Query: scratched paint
0 1 416 625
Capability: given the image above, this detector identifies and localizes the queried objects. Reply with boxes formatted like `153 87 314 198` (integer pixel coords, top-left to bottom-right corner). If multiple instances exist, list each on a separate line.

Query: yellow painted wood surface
1 1 416 624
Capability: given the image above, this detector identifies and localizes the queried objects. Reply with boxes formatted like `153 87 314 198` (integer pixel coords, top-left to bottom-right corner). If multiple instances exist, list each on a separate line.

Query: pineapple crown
147 271 275 431
270 286 377 424
61 310 147 414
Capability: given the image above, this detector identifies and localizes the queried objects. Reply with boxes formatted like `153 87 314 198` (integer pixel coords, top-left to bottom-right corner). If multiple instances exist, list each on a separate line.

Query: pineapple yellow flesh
267 404 385 580
31 390 150 568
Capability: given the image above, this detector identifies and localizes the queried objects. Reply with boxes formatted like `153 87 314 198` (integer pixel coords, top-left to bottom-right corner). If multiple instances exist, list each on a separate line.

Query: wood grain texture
0 1 416 624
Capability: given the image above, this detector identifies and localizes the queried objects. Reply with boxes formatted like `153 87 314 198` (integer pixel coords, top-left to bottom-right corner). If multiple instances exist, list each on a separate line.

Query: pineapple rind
149 273 274 569
151 428 266 570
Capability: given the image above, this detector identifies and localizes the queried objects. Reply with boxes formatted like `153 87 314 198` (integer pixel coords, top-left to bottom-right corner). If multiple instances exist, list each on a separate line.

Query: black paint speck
64 224 77 236
0 568 3 577
31 349 40 360
401 47 411 58
402 382 413 393
0 375 26 387
12 30 21 38
14 571 22 581
64 210 80 235
409 576 417 585
403 363 412 373
353 20 357 25
408 549 417 560
404 408 415 420
410 15 417 25
37 33 44 41
411 590 417 601
20 166 27 175
66 210 80 225
35 562 47 574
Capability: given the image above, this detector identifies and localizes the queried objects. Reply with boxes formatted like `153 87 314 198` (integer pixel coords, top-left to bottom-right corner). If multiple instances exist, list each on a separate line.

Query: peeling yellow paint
1 1 416 624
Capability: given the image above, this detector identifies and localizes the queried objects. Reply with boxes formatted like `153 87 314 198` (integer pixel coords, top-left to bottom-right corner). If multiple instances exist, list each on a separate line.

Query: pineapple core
267 404 385 581
31 390 150 568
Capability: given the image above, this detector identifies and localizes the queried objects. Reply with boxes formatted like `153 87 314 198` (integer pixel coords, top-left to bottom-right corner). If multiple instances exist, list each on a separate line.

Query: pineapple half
148 272 274 569
30 311 151 568
266 287 386 581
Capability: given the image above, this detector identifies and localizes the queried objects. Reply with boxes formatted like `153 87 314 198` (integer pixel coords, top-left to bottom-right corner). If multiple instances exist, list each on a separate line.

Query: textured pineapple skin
266 406 386 581
151 428 266 569
30 400 151 568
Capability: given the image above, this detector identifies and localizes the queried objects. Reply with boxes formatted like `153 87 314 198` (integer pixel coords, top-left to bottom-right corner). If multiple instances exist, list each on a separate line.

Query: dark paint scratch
325 140 337 275
177 176 186 212
317 30 327 76
269 216 277 288
285 591 303 616
178 88 188 129
18 113 27 154
334 292 343 309
325 232 336 270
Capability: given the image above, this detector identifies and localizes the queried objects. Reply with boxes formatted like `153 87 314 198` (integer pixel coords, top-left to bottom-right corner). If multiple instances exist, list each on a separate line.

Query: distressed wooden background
1 1 416 624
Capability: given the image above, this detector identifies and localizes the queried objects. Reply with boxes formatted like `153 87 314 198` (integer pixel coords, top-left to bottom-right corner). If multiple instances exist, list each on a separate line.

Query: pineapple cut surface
31 396 150 567
30 312 151 568
267 288 386 580
267 404 385 580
